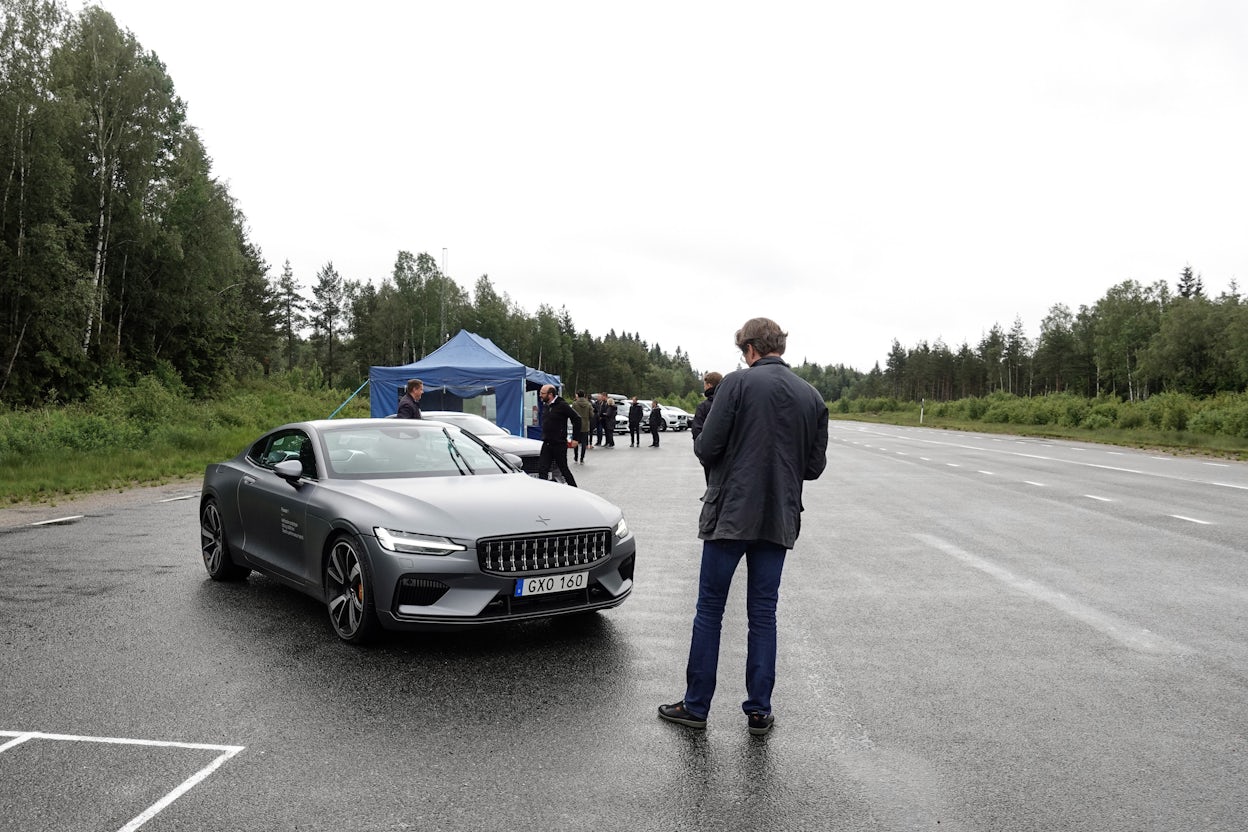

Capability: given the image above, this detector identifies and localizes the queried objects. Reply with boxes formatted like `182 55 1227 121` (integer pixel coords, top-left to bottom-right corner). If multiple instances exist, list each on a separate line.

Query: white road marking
1024 481 1045 487
1169 515 1212 525
978 470 994 476
914 534 1191 655
0 730 244 832
158 494 197 503
30 515 83 526
834 425 1248 495
920 457 931 461
1085 495 1113 502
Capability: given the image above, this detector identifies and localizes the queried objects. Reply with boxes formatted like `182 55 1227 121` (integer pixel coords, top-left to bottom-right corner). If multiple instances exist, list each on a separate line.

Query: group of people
536 389 669 485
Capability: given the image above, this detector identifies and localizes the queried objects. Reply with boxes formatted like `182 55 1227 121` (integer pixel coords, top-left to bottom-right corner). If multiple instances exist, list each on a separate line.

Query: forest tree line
0 1 701 407
840 267 1248 406
4 1 1244 414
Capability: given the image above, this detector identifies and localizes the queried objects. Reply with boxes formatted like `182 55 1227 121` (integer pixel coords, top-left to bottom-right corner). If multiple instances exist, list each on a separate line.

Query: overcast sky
90 1 1248 376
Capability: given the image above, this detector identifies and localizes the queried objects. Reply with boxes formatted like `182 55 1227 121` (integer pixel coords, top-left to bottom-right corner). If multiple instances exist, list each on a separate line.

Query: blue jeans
683 539 787 718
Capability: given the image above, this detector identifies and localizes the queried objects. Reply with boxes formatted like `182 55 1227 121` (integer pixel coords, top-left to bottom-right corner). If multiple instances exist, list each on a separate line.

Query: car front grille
477 528 612 575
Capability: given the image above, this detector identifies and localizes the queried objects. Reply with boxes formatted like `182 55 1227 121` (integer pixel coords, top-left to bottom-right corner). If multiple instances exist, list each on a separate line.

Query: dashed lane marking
29 515 83 526
914 534 1192 656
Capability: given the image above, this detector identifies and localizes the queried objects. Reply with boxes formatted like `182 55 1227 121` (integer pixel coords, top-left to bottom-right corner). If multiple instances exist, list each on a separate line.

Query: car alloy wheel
199 499 249 581
325 535 378 644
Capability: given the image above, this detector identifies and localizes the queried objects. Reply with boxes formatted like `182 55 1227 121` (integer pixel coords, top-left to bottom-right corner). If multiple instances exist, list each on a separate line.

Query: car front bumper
366 532 637 629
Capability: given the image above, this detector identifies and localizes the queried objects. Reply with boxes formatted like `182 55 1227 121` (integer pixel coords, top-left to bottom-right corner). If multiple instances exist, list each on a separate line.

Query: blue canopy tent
369 330 560 438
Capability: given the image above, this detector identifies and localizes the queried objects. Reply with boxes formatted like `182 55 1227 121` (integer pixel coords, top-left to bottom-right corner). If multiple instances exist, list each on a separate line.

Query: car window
321 424 513 478
248 429 317 478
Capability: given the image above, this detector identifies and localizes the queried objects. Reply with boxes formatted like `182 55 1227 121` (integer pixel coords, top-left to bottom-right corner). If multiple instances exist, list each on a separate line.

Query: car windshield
319 423 513 478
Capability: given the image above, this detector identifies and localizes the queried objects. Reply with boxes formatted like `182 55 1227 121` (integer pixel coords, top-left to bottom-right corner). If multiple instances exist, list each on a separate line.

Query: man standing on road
595 393 612 446
397 379 423 419
647 400 663 446
604 396 619 447
571 390 594 464
538 385 581 487
690 371 722 484
659 317 828 736
628 396 644 447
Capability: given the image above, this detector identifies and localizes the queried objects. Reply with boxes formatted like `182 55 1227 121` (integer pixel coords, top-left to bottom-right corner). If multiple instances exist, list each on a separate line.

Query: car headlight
614 516 629 541
374 527 466 556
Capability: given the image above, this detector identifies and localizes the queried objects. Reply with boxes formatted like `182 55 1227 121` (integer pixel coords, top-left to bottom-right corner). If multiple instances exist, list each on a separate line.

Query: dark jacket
647 405 663 430
541 396 581 444
397 394 422 419
690 384 717 440
694 356 828 548
628 402 644 426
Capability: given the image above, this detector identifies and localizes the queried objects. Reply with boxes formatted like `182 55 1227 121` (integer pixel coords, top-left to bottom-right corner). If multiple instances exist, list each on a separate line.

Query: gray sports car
199 418 635 643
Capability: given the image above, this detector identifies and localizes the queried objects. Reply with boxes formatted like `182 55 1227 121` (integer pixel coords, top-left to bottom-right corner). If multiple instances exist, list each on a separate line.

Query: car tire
200 498 251 581
325 533 379 644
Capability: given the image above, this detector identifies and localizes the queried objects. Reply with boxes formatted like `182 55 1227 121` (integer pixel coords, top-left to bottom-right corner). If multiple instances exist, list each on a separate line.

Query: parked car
199 419 636 643
658 405 693 430
421 410 545 477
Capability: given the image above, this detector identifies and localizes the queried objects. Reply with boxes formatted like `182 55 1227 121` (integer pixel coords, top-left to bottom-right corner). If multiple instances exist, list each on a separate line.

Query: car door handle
242 476 256 486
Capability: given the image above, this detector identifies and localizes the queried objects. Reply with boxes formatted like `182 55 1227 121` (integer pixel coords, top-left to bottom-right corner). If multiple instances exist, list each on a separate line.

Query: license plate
514 571 587 597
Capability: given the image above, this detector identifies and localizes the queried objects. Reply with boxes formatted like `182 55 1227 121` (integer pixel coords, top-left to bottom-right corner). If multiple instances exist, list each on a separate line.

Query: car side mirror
274 459 304 481
503 452 523 470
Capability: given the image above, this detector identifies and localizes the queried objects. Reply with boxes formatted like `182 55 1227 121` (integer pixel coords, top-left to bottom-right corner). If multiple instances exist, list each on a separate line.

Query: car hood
479 434 544 456
335 474 621 540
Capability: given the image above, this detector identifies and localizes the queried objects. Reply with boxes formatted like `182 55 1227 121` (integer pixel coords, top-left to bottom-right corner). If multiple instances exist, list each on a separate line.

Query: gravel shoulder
0 475 203 528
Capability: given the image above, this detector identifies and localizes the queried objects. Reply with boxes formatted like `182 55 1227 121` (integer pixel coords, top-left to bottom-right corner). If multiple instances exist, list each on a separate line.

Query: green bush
1185 393 1248 439
1117 402 1147 429
1148 392 1192 432
1081 413 1114 431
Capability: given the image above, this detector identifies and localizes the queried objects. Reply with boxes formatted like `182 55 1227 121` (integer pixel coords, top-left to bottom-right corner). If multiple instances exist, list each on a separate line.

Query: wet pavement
2 423 1246 830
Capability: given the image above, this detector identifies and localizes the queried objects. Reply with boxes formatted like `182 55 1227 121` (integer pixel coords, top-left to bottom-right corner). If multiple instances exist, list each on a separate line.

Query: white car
658 405 693 431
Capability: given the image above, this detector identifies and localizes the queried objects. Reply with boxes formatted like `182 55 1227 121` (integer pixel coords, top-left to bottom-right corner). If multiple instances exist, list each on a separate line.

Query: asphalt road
1 422 1246 831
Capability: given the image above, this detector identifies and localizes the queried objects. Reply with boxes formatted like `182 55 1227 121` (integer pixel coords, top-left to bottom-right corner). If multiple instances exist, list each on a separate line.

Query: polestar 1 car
199 418 635 643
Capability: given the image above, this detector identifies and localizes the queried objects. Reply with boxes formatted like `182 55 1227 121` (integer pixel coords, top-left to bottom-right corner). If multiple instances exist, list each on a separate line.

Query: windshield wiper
442 429 474 475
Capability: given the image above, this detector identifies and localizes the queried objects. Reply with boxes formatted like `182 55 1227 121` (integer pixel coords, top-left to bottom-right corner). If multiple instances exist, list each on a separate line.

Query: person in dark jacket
647 400 663 446
396 379 423 419
628 397 644 447
690 371 722 483
594 393 609 445
604 397 618 447
537 385 580 487
658 317 828 736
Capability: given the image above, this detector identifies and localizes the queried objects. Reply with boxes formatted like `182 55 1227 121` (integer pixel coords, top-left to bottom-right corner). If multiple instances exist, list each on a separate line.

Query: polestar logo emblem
535 515 551 525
